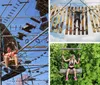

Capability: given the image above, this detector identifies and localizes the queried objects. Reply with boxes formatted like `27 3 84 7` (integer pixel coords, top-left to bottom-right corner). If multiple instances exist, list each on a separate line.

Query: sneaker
4 67 9 73
15 65 19 70
74 77 77 81
66 77 68 81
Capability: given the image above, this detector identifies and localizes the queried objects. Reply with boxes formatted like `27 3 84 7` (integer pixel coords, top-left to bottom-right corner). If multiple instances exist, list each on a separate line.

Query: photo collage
0 0 100 85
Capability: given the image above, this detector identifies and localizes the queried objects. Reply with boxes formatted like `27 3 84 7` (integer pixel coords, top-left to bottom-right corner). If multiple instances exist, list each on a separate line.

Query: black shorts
68 67 74 69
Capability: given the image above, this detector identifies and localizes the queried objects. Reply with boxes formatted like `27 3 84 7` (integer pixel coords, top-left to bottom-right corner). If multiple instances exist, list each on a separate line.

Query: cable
0 0 12 16
1 2 28 35
80 0 100 19
50 0 72 19
18 28 48 52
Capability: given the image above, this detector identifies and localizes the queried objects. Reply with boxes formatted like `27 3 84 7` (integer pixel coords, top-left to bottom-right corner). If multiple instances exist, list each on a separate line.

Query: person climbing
3 42 19 69
62 54 80 81
71 7 88 30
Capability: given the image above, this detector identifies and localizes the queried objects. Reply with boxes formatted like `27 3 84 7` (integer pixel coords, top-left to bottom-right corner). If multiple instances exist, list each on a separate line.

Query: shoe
4 67 9 73
74 77 77 81
15 65 19 70
66 77 68 81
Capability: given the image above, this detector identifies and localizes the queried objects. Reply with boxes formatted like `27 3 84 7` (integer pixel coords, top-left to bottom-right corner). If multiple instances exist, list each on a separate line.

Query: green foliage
50 43 100 85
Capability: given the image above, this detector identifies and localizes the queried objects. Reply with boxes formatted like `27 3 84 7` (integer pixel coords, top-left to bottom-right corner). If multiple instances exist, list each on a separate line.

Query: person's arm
2 52 5 56
75 58 80 64
70 8 75 13
13 49 18 54
62 55 70 62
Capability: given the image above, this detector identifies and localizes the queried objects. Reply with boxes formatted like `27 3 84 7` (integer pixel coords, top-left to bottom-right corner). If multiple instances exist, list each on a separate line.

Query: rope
50 0 72 19
0 0 12 16
80 0 100 19
18 28 48 52
1 2 28 35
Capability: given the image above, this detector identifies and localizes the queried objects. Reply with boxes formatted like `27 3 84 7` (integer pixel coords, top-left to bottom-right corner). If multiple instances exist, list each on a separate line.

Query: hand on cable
12 42 15 44
78 58 80 61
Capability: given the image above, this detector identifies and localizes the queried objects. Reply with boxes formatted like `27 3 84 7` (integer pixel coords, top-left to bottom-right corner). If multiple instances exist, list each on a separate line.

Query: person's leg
73 68 77 80
66 68 70 80
13 54 18 67
4 55 9 68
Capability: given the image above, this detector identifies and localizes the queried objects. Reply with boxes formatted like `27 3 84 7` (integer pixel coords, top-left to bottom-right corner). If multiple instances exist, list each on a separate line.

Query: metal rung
10 12 13 14
13 6 17 9
16 3 20 6
6 17 10 19
4 19 8 21
3 21 6 23
8 14 12 17
11 9 16 12
2 4 12 6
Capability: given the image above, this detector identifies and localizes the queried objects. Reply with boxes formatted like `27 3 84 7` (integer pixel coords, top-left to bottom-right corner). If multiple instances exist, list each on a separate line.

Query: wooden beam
69 7 73 35
61 48 81 50
81 7 85 35
60 68 82 74
65 6 70 34
59 8 66 33
89 6 96 32
73 7 77 35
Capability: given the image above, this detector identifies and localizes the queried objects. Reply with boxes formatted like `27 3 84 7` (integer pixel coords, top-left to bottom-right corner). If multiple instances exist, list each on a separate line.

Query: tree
50 43 100 85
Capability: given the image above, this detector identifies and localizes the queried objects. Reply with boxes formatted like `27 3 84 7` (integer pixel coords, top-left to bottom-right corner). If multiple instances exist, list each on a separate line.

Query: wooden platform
2 65 26 81
50 5 100 35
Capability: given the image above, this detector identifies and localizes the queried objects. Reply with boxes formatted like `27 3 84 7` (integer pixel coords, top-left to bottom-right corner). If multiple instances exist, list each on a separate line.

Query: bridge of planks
50 5 100 35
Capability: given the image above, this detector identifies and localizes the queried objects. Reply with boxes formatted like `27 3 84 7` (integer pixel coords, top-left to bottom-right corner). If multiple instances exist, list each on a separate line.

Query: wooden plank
50 6 58 32
95 5 100 32
60 68 82 74
65 7 70 35
73 7 77 35
50 5 57 16
89 6 96 32
61 48 81 50
69 7 73 35
92 6 99 32
59 8 66 33
78 7 80 35
54 7 61 33
85 7 88 35
81 7 85 35
2 65 26 81
98 5 100 31
51 7 59 32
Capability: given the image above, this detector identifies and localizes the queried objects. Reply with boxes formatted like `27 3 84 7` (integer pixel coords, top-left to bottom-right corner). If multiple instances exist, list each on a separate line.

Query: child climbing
62 54 80 81
3 42 19 69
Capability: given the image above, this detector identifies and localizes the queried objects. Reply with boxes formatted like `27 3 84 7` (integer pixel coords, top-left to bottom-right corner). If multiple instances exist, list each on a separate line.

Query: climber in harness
74 10 82 29
62 54 80 81
71 7 88 29
3 42 19 69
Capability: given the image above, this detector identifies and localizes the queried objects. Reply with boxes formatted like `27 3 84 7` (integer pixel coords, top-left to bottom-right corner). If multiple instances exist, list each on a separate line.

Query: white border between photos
49 0 50 85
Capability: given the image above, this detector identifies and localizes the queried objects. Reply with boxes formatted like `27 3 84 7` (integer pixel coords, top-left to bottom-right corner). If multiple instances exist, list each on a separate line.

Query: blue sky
1 0 48 85
50 0 100 42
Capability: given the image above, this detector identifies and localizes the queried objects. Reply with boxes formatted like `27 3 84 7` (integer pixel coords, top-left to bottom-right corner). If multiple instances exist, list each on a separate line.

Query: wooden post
78 7 80 35
59 8 66 33
89 6 96 32
94 6 100 32
73 7 77 35
65 7 70 34
69 7 73 35
81 7 85 35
